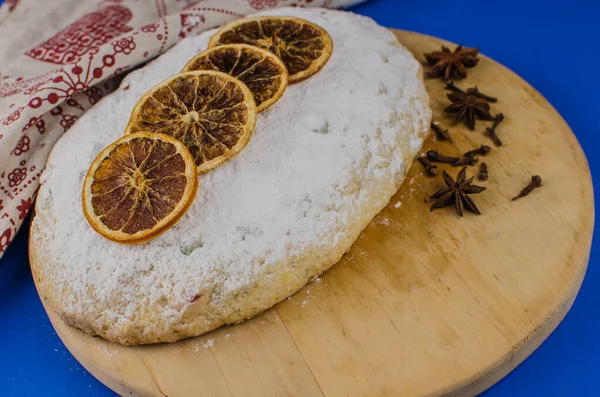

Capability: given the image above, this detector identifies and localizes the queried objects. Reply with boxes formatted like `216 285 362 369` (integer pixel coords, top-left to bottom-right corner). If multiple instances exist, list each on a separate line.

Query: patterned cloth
0 0 364 258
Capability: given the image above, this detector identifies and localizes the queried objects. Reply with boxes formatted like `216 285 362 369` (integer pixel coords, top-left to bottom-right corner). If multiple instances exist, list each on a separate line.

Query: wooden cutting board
33 30 594 397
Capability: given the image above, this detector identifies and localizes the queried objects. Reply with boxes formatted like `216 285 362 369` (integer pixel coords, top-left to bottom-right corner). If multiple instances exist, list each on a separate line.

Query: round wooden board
33 30 594 397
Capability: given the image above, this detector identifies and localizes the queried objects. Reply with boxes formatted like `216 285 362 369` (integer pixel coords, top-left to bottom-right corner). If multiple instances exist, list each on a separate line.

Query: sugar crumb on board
380 217 391 226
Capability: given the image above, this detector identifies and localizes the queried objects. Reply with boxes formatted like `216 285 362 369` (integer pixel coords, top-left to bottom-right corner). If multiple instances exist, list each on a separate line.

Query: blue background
1 0 598 395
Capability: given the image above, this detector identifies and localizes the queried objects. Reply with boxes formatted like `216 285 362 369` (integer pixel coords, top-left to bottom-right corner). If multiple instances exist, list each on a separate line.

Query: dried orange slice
125 71 257 173
82 132 198 244
182 44 288 112
208 16 333 83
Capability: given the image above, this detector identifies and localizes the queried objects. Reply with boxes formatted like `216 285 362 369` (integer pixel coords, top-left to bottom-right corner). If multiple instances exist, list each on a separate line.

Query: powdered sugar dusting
32 7 430 341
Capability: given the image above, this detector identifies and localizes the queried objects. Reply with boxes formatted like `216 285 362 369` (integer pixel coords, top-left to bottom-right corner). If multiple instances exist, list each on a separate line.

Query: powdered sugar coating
31 8 431 344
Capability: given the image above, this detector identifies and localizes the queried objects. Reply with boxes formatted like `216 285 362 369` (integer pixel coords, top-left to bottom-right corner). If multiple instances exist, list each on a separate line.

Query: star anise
430 167 486 217
445 91 493 130
423 45 480 81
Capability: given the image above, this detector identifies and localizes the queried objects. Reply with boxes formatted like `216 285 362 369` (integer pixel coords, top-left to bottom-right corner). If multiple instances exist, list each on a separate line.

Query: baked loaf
30 7 431 345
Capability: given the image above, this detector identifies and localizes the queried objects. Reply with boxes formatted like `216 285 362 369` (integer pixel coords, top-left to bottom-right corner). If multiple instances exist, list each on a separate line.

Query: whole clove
445 81 466 95
485 113 505 146
464 144 491 157
479 163 488 181
453 156 479 167
512 175 542 200
466 86 498 103
417 156 438 176
431 122 452 142
426 150 461 164
446 82 498 103
491 113 504 128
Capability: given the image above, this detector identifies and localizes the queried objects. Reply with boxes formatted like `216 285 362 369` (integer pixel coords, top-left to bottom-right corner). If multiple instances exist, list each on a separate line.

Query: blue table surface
1 0 599 396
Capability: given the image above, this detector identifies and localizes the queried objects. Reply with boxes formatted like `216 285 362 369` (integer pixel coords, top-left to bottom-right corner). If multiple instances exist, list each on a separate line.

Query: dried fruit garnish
209 16 333 83
430 167 486 217
182 44 288 112
423 45 480 81
125 71 257 173
82 132 198 244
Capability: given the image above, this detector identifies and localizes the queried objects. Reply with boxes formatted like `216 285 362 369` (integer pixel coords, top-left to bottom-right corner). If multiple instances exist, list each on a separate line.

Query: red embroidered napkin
0 0 364 258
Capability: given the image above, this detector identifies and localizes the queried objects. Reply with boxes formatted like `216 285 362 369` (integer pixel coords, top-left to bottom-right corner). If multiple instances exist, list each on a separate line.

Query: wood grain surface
32 30 594 397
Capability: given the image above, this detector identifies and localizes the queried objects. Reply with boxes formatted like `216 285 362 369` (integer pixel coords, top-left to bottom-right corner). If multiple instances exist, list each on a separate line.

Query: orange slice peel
182 44 288 112
82 132 198 244
208 16 333 83
125 70 257 173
